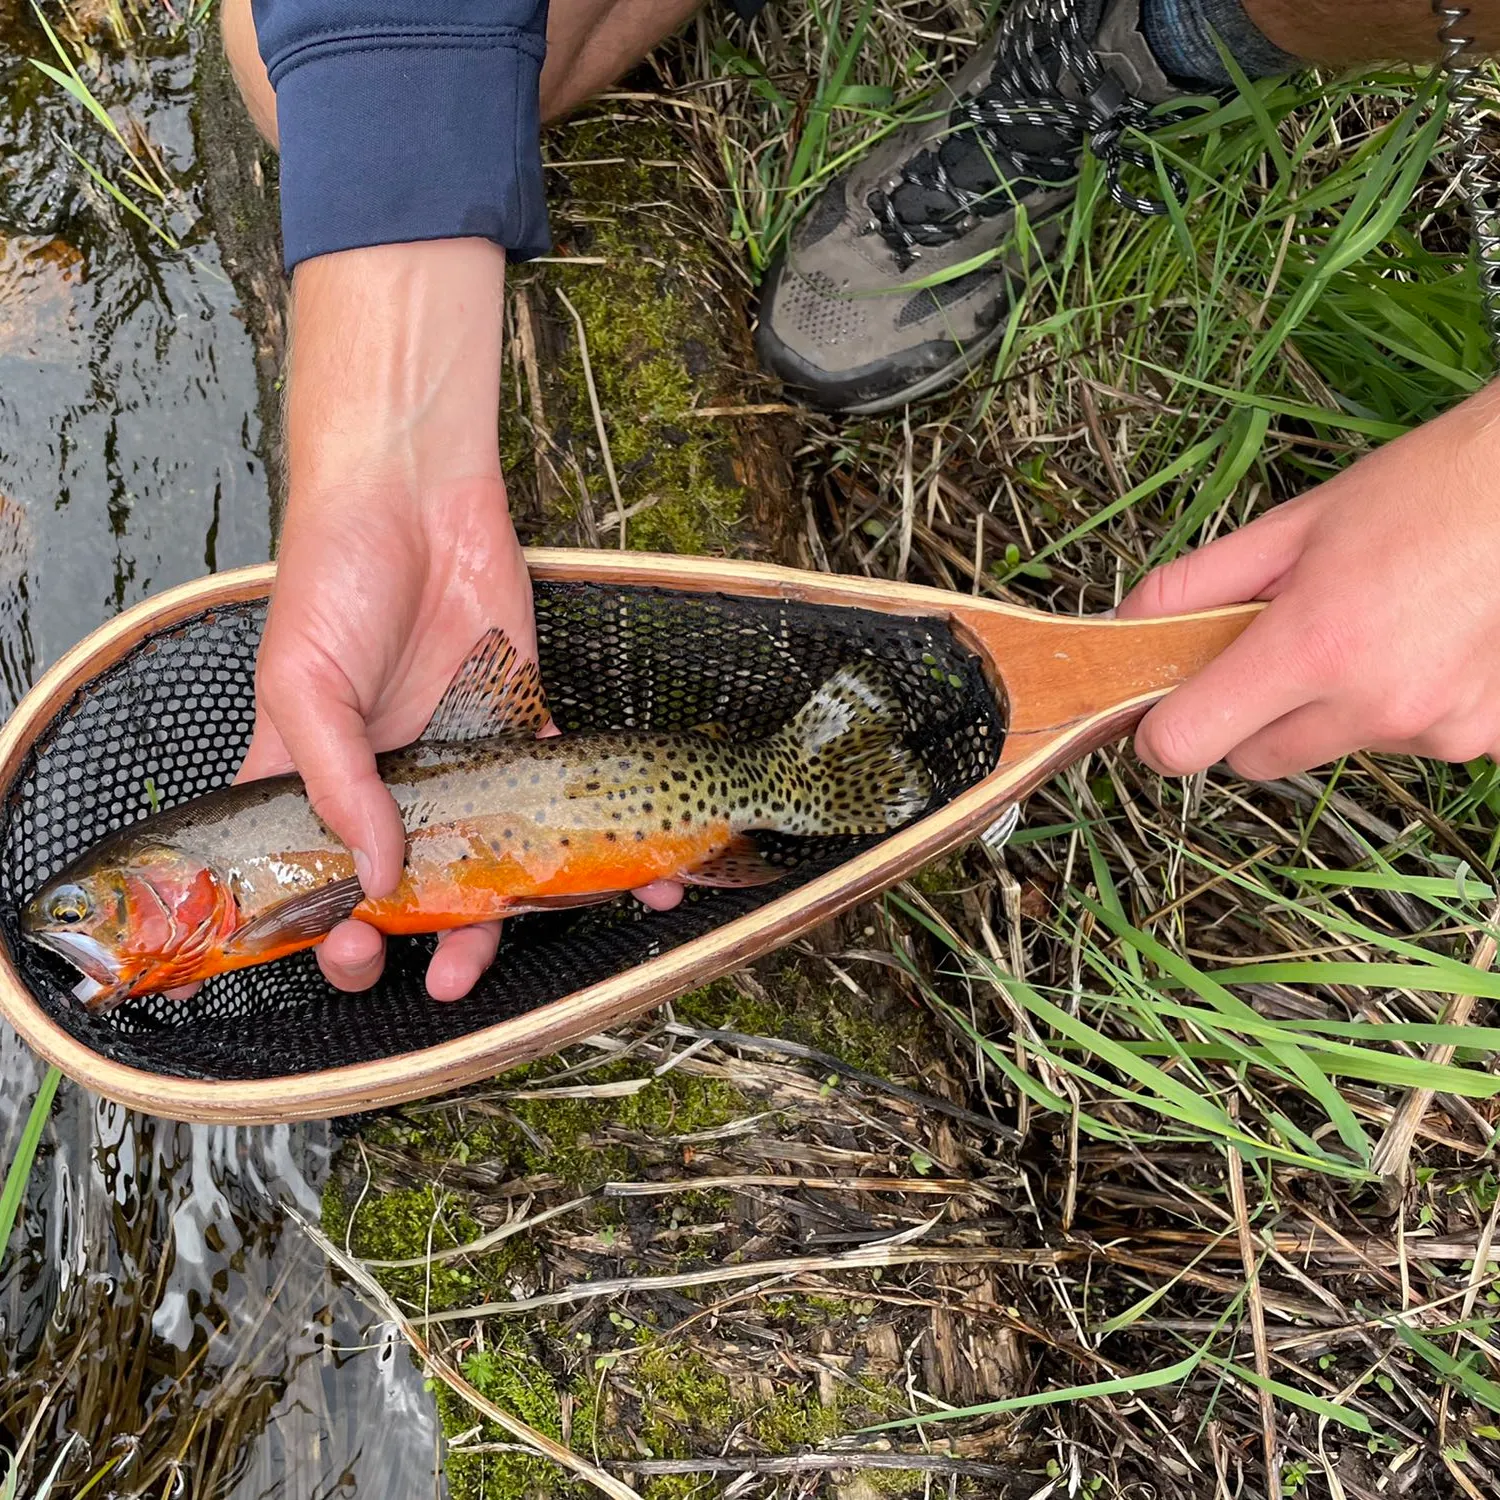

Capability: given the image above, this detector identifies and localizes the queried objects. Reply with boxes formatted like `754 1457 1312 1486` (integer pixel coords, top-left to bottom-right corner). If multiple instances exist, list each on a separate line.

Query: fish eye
46 885 91 925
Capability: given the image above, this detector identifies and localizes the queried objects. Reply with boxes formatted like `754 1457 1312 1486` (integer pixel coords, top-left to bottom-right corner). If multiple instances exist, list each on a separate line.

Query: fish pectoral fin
678 835 785 889
223 875 365 957
423 627 551 741
502 891 628 916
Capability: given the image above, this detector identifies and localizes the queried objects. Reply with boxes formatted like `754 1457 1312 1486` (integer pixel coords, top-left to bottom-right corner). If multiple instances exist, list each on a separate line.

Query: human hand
243 240 680 1002
1118 381 1500 781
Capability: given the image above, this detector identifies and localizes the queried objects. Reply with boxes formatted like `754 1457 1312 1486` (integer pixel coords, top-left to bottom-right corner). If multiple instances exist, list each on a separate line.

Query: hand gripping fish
23 629 931 1011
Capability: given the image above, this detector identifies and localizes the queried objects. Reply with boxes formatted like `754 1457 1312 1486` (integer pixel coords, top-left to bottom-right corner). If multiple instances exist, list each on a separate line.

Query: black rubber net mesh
0 583 1006 1082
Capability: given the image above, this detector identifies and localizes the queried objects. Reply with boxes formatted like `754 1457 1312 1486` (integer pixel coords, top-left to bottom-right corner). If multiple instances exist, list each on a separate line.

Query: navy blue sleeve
252 0 551 270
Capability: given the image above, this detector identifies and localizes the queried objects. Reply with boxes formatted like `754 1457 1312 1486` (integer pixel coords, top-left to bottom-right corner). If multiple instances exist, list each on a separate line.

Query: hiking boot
756 0 1193 415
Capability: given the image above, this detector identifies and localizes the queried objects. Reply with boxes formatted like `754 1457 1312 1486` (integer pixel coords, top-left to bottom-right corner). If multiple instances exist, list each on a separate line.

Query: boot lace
869 0 1193 263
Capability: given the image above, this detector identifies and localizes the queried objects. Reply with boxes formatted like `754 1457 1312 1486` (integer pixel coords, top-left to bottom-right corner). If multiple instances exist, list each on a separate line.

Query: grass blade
862 1349 1206 1431
0 1066 61 1266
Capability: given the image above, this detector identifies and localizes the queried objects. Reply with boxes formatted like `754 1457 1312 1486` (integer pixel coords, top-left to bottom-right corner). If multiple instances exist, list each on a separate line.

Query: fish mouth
23 928 130 1011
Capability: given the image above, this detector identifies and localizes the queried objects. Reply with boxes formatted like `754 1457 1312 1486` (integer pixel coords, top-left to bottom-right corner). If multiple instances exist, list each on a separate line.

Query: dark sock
1139 0 1299 87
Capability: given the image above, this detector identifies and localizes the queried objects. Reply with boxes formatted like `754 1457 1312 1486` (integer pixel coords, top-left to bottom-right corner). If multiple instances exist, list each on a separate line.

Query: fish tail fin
768 663 931 835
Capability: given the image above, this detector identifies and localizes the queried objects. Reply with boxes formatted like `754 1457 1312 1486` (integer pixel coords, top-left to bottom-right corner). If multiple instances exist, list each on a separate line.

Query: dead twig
556 286 628 548
617 1452 1022 1480
1370 894 1500 1196
1226 1137 1278 1492
423 1244 1073 1323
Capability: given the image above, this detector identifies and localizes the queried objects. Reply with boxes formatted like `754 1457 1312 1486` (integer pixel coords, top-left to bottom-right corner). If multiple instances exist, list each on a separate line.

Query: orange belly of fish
353 822 731 935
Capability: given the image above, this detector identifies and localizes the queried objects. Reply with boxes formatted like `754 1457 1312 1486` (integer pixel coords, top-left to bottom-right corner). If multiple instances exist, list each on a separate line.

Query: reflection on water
0 8 441 1495
1 1038 442 1496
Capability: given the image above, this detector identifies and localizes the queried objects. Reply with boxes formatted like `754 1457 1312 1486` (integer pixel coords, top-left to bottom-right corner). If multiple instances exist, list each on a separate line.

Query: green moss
351 1060 748 1193
504 1069 743 1188
557 258 742 555
908 853 969 898
439 1328 597 1500
632 1346 737 1454
321 1178 497 1313
677 967 926 1082
620 1343 895 1498
508 117 748 556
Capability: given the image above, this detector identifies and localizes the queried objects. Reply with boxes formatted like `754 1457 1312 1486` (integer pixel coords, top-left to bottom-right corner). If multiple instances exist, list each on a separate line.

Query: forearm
287 241 506 497
1246 0 1500 64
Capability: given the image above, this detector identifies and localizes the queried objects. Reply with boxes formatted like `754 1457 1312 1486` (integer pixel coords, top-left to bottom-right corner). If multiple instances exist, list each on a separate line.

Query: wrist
287 239 506 493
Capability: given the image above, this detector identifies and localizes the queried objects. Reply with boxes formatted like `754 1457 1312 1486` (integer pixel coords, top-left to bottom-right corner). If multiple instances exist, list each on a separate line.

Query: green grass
893 852 1500 1179
0 1066 60 1270
703 5 1500 1130
707 28 1495 573
27 0 184 249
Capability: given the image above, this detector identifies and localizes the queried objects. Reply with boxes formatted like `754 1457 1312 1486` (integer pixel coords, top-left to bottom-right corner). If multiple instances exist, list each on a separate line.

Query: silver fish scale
383 732 781 843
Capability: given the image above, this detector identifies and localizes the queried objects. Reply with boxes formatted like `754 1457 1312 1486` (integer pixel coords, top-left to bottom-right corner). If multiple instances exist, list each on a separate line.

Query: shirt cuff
270 31 551 270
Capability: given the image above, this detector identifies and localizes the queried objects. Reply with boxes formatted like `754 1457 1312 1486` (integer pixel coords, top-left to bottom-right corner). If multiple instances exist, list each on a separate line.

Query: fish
23 628 932 1011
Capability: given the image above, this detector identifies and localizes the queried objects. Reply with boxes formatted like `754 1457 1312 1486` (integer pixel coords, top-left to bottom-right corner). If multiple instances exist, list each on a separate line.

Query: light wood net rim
0 551 1258 1122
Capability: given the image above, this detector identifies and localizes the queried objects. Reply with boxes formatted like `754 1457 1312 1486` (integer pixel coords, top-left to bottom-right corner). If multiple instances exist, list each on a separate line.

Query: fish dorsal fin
424 628 551 742
688 721 732 742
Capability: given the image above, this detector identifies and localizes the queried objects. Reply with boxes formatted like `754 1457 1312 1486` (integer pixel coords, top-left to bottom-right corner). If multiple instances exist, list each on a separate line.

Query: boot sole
757 307 1014 419
835 315 1013 415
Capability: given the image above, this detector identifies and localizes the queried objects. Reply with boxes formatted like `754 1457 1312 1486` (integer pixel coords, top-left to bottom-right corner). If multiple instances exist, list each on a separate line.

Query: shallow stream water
0 10 441 1494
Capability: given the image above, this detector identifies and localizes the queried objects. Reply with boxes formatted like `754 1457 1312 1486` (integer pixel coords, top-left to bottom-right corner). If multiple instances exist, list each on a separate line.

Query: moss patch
440 1327 598 1500
321 1180 498 1313
358 1062 747 1193
436 1326 917 1500
506 112 787 557
609 1343 907 1499
678 964 929 1081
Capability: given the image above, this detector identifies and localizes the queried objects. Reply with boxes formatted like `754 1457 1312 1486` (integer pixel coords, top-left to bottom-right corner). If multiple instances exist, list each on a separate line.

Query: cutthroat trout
24 628 931 1011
